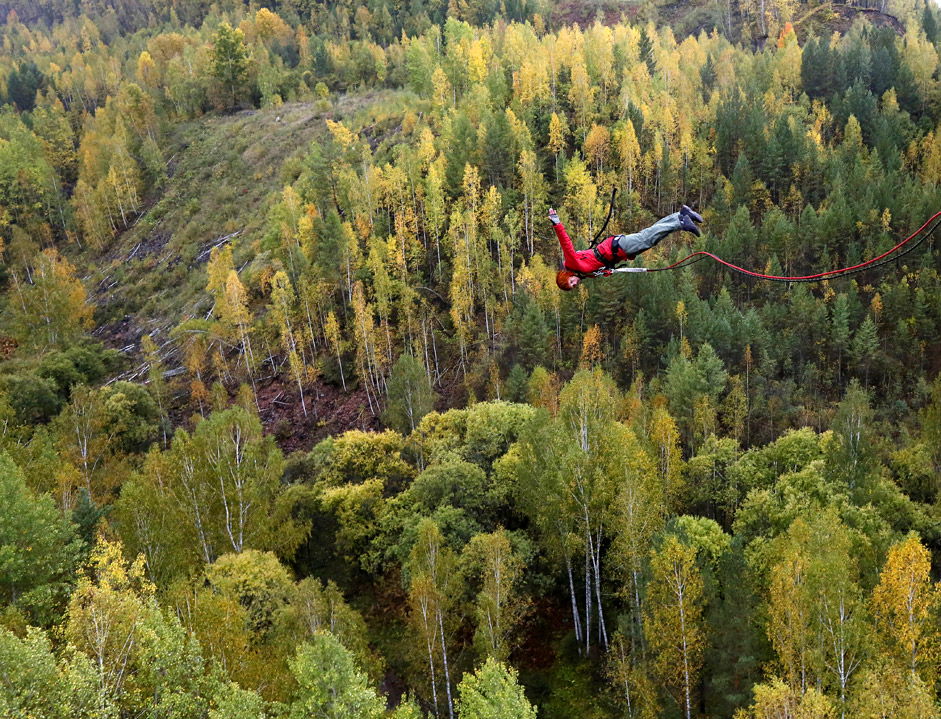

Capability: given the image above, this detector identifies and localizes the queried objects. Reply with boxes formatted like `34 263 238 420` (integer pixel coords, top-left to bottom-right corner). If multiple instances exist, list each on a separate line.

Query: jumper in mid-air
552 205 703 290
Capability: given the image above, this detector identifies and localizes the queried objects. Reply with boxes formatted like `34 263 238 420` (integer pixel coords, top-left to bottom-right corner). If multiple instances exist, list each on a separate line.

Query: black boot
679 212 701 237
681 205 703 223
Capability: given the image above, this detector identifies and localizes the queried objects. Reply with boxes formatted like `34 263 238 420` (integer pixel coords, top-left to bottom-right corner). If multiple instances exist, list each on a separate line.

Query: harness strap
589 187 618 249
592 236 622 269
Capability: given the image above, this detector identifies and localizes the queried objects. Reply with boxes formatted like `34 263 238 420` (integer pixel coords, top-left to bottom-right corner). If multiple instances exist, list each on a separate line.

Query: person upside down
551 205 703 290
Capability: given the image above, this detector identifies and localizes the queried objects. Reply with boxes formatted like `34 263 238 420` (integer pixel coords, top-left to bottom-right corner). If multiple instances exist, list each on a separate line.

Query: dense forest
3 0 941 717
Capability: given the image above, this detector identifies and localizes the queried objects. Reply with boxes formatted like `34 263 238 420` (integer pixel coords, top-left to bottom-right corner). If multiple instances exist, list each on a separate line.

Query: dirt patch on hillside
551 0 905 42
794 3 905 39
254 377 381 453
551 0 641 28
161 375 381 454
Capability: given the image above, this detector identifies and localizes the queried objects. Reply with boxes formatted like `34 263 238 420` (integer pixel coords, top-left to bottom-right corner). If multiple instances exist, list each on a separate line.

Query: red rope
650 209 941 280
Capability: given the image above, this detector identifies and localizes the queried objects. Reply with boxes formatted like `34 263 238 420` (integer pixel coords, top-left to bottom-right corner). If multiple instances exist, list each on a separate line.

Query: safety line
644 209 941 282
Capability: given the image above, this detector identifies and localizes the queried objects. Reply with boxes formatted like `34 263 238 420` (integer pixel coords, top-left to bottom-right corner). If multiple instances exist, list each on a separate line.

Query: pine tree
850 315 878 386
830 294 850 385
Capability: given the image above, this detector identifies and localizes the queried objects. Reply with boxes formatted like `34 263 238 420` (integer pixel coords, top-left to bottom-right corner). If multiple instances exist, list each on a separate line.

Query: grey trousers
612 212 683 256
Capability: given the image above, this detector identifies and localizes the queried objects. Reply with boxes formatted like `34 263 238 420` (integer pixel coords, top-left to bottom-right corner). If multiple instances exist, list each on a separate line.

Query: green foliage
0 627 103 718
311 429 414 491
390 695 424 719
0 370 61 424
37 343 113 402
920 375 941 471
825 380 877 496
289 633 385 719
736 677 835 719
98 380 161 454
115 405 307 582
7 250 93 352
70 488 109 550
517 300 549 368
733 457 891 580
210 682 269 719
0 452 81 625
211 23 251 109
456 658 537 719
383 353 434 435
645 534 705 719
462 530 526 661
667 515 732 568
504 365 529 403
415 402 536 473
65 537 213 717
206 550 295 638
685 435 741 523
410 458 492 513
285 577 376 676
851 658 939 719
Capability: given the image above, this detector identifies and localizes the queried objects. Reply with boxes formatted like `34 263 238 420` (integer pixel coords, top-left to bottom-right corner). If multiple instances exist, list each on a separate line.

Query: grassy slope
87 101 325 350
81 91 418 447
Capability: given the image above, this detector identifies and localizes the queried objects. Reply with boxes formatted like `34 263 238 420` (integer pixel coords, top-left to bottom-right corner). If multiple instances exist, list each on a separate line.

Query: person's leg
612 212 683 256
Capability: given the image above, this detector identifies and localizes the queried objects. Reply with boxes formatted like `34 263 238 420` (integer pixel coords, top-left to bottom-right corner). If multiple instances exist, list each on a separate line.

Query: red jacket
554 222 634 275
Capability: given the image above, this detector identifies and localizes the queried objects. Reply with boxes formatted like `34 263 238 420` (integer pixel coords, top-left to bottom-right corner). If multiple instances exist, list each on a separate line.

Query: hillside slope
86 96 410 447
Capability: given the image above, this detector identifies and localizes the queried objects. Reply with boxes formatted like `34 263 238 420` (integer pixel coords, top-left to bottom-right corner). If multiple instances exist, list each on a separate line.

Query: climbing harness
576 186 624 272
592 235 623 269
599 209 941 283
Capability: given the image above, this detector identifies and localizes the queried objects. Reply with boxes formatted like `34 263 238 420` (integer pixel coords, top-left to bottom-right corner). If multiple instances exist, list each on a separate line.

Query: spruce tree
517 299 549 368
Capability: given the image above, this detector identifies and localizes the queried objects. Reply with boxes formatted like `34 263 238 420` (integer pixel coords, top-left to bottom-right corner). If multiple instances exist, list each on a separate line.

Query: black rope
589 187 617 249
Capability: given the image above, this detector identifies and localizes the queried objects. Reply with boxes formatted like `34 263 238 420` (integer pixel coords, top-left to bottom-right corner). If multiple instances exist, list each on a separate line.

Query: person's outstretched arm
550 209 596 274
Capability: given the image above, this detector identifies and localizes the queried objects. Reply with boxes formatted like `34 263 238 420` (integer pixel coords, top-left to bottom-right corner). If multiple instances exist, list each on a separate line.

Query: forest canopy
2 0 941 717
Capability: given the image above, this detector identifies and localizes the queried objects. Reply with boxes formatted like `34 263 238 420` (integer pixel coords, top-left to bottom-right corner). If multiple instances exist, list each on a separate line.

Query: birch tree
645 535 705 719
8 249 93 352
408 519 458 719
268 271 309 417
872 533 941 684
462 529 525 661
116 405 306 582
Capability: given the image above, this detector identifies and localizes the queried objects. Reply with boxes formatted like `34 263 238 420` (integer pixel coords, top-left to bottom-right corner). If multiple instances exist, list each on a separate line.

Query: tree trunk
566 555 583 649
438 609 454 719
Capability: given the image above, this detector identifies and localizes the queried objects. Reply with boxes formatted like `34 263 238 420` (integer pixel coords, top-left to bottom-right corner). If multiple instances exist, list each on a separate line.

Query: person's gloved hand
548 208 560 225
